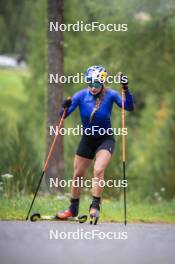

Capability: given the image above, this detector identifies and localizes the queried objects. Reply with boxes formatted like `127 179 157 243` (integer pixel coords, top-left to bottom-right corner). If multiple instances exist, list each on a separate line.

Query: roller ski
89 206 100 225
56 208 88 223
30 210 87 223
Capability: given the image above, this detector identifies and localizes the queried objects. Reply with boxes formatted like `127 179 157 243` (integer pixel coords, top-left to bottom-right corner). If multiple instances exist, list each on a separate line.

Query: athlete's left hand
118 72 128 91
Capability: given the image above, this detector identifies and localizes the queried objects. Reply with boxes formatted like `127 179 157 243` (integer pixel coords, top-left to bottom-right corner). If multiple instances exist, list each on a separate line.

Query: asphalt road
0 221 174 264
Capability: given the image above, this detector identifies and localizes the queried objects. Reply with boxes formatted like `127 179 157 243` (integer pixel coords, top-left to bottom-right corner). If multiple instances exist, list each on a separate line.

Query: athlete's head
84 65 108 95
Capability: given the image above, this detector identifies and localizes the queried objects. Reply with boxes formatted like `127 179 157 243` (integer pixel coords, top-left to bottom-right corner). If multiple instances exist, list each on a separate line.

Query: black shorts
76 135 115 159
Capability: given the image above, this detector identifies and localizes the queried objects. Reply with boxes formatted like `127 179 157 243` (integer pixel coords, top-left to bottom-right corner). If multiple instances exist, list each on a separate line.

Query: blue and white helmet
84 65 108 83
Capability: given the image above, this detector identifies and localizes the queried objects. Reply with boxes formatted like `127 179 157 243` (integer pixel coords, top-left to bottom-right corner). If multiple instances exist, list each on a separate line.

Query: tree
46 0 64 192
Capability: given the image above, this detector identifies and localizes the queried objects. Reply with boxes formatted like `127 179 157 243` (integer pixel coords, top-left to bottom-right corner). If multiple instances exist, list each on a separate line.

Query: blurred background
0 0 175 219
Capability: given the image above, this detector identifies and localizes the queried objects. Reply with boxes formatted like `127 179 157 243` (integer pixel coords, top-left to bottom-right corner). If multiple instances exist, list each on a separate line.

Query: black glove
118 72 128 91
62 97 72 109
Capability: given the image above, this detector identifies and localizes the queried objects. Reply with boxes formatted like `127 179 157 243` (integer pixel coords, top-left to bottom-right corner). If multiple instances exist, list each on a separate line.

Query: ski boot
56 209 74 220
57 198 79 220
89 205 100 225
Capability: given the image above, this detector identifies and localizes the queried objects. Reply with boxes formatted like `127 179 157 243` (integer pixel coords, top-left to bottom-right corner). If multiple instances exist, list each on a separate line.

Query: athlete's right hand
62 97 72 109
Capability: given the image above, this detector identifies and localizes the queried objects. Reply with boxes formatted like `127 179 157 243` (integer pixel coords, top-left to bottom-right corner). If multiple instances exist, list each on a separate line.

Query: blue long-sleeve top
60 87 134 137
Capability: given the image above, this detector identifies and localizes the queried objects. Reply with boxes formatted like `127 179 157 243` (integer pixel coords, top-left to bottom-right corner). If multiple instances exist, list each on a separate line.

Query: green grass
0 69 28 127
0 69 28 99
0 196 174 223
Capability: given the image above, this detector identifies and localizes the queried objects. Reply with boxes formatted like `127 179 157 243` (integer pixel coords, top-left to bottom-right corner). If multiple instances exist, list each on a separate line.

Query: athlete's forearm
59 106 73 118
124 89 134 111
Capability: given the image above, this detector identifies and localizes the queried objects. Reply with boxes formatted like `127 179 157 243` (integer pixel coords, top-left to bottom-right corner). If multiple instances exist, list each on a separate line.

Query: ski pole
26 108 67 220
121 87 127 225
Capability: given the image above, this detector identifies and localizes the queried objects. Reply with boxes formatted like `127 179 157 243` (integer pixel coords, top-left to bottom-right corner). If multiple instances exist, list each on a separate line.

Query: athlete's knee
73 166 85 179
94 165 104 178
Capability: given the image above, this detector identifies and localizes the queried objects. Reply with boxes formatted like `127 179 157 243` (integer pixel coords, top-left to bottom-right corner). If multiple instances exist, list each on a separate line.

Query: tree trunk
46 0 64 193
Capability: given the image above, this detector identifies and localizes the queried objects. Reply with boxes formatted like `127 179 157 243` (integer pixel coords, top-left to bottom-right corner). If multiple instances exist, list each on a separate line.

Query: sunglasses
88 82 103 89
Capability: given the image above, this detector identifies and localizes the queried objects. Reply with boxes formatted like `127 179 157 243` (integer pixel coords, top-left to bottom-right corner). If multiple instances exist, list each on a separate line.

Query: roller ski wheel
89 207 100 225
30 212 41 222
77 214 88 223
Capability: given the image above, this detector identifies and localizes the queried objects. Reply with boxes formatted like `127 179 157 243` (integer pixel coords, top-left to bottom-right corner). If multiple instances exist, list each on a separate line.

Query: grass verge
0 196 174 223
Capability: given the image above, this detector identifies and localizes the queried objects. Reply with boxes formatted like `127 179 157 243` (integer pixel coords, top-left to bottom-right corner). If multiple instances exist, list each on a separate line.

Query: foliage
0 0 175 201
0 0 47 195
